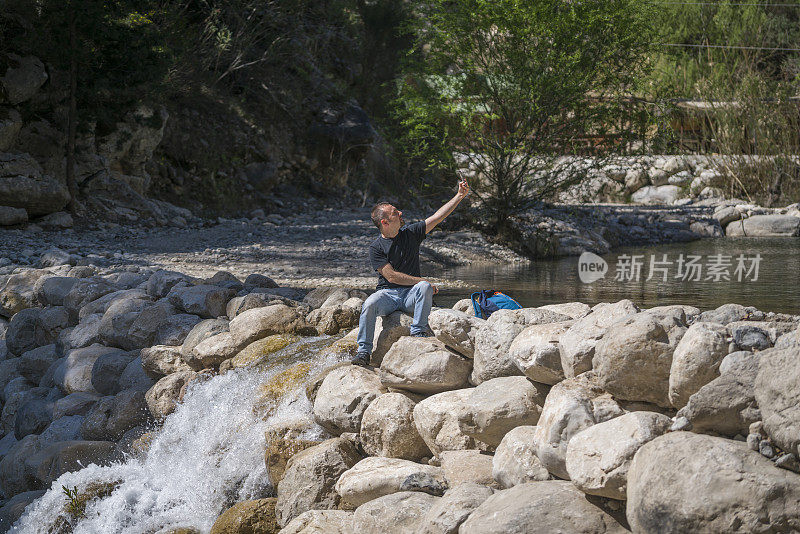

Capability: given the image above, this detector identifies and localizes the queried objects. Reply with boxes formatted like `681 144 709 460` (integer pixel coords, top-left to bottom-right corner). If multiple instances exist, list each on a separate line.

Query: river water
438 237 800 315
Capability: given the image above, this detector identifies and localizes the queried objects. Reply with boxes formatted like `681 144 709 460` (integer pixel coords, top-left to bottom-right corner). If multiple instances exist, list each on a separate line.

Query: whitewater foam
11 337 341 534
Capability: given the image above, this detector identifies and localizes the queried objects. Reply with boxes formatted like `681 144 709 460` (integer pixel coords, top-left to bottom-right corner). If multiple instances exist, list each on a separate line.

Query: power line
655 2 800 6
658 42 800 52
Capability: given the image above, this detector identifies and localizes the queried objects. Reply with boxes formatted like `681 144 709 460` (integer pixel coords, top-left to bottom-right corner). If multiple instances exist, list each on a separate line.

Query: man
352 178 470 366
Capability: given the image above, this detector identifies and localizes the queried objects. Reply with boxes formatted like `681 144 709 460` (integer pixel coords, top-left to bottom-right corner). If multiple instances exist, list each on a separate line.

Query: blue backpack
470 290 522 319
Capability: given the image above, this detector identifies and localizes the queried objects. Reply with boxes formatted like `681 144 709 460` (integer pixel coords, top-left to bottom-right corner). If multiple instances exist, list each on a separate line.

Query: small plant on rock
62 485 84 519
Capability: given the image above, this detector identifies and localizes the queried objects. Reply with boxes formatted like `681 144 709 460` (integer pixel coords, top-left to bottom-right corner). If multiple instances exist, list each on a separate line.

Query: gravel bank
0 206 526 290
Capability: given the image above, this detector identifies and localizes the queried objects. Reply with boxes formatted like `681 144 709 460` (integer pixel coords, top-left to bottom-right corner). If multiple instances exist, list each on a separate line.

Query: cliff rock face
0 64 191 226
0 17 384 227
0 152 69 216
0 54 48 106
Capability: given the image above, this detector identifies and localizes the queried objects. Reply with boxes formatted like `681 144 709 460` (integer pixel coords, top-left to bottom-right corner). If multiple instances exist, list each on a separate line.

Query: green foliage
646 2 800 204
396 0 654 225
54 481 121 533
2 0 171 127
646 1 800 98
61 485 84 519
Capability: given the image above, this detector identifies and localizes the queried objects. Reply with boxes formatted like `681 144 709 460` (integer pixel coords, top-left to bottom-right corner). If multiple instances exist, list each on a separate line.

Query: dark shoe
411 329 433 338
351 352 370 367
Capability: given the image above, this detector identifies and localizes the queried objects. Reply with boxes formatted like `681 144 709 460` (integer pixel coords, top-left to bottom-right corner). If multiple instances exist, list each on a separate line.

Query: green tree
646 2 800 204
646 1 800 98
396 0 654 230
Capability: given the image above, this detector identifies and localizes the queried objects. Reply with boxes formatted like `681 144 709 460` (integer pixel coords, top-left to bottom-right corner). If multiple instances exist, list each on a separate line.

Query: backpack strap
470 291 483 319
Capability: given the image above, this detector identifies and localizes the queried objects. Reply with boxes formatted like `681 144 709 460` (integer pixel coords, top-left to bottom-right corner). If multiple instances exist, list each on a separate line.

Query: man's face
382 205 404 232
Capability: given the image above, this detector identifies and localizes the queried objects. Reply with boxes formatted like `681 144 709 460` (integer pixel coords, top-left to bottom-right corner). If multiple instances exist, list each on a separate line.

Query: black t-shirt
369 220 427 289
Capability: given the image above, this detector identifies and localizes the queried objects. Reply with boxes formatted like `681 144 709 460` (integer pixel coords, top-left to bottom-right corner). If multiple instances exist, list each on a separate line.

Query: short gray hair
371 202 392 229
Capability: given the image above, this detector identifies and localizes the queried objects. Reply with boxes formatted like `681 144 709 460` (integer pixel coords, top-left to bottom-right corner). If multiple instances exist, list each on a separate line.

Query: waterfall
11 336 342 534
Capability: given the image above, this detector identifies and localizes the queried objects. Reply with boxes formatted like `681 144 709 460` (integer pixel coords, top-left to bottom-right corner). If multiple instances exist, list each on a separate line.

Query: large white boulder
565 411 671 500
276 437 363 527
677 354 761 437
359 392 430 461
188 331 240 370
144 370 196 421
352 491 439 534
754 347 800 454
279 510 353 534
306 305 358 335
438 449 495 487
458 376 548 448
538 302 591 319
559 300 639 378
533 373 624 479
492 426 550 488
335 457 447 507
509 321 572 385
140 345 191 377
460 481 628 534
627 432 800 533
418 483 494 534
379 337 472 394
428 308 485 358
180 318 229 358
229 304 315 348
631 184 682 205
413 389 488 458
592 313 674 407
668 322 729 408
725 214 800 236
369 311 412 366
312 365 384 435
471 308 570 385
0 269 49 318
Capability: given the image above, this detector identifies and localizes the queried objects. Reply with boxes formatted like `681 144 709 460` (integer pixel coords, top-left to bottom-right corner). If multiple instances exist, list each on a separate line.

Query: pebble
759 440 776 459
749 421 764 436
670 416 692 432
747 433 760 451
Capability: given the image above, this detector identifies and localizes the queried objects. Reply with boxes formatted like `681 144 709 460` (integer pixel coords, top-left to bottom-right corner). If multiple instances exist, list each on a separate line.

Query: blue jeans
356 281 434 354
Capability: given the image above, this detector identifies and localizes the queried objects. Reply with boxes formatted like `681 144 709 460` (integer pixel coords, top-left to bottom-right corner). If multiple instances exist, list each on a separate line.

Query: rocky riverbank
0 200 526 292
507 199 800 258
0 262 799 532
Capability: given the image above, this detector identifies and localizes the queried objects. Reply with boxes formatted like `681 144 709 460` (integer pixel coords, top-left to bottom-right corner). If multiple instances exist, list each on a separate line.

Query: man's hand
429 282 439 294
457 178 470 198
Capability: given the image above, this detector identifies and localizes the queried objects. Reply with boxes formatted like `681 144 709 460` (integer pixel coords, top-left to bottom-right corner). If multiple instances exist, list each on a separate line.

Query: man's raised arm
425 179 470 234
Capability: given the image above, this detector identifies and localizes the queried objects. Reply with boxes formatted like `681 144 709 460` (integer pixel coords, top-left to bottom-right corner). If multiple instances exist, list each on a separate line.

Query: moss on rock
253 363 313 419
209 498 279 534
232 334 300 369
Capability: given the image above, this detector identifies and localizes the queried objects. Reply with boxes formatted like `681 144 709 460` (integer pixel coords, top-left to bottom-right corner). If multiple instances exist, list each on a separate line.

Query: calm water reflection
437 237 800 315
